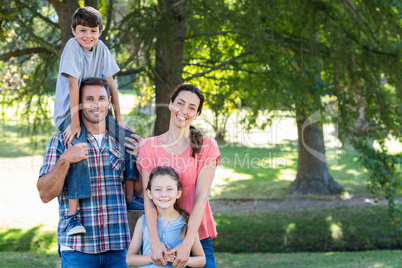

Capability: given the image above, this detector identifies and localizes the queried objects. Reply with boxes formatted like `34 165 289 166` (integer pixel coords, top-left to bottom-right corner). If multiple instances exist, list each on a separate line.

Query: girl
128 84 220 268
126 166 205 267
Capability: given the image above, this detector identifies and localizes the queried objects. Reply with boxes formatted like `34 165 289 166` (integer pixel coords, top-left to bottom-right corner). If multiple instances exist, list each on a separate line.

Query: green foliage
0 14 11 42
213 206 402 253
125 109 154 139
0 0 58 134
354 140 402 229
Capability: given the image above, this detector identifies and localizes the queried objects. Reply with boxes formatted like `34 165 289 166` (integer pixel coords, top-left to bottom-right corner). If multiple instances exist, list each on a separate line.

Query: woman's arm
142 168 168 266
186 233 206 267
171 163 217 268
126 217 153 266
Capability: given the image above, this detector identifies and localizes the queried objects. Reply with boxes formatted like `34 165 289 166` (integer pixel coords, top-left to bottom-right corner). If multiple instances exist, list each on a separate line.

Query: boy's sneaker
127 192 144 211
65 212 86 236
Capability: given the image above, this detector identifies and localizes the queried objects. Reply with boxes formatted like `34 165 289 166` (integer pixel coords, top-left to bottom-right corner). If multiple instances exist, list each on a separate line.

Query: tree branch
14 0 59 28
115 67 146 77
0 48 54 61
313 0 397 58
2 0 60 56
183 50 252 82
183 62 269 75
182 30 251 41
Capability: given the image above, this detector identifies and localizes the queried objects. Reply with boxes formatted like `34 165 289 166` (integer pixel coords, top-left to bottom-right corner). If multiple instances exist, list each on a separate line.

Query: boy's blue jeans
59 114 139 200
59 116 91 199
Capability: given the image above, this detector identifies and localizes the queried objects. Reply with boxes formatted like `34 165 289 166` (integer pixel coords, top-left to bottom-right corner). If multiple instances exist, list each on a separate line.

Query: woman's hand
125 133 143 159
116 116 133 131
150 240 168 266
170 240 192 268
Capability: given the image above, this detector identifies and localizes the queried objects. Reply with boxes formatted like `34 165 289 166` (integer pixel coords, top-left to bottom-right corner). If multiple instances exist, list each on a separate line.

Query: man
37 77 140 268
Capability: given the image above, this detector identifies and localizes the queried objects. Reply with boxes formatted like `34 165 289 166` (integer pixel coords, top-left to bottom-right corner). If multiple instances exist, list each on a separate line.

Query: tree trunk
49 0 80 48
292 107 343 195
153 0 185 135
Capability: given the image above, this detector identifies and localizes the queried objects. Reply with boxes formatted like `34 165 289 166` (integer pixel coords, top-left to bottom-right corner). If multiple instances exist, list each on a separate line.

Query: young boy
54 6 144 236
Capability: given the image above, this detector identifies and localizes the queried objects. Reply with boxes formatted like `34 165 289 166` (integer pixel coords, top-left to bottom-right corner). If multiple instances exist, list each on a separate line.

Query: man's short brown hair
79 78 110 101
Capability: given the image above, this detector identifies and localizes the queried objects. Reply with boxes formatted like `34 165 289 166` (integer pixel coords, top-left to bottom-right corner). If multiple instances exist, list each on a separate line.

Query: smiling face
147 174 182 210
169 90 201 128
72 25 102 51
80 84 111 125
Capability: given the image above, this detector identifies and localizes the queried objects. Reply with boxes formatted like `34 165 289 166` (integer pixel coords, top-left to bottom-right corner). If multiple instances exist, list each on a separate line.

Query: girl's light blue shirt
141 215 185 268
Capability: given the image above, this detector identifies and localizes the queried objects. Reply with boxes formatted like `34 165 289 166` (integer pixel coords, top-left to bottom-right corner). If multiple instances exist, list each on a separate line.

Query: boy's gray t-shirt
54 37 120 129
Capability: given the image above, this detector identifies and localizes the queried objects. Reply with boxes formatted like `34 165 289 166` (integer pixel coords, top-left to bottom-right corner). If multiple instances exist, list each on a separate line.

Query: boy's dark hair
147 166 189 239
72 6 103 31
79 77 110 100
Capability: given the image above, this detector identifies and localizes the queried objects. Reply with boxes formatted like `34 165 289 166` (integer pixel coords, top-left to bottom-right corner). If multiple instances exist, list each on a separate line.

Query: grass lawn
215 250 402 268
1 251 401 268
211 140 372 200
0 252 60 268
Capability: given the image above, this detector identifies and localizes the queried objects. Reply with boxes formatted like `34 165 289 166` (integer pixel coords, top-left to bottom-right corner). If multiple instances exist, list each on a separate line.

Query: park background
0 0 401 267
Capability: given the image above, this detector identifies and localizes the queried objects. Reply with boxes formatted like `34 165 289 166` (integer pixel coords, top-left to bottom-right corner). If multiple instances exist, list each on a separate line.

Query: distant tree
227 0 401 224
117 0 254 135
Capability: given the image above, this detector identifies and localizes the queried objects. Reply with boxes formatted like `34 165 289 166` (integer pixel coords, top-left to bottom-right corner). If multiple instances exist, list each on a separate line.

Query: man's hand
150 240 168 267
60 143 88 164
125 133 143 159
116 116 133 131
170 241 191 268
63 122 81 145
37 142 88 203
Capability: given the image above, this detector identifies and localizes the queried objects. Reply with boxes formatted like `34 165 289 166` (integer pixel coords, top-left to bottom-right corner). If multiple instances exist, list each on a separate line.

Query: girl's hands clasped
164 246 176 263
170 241 191 268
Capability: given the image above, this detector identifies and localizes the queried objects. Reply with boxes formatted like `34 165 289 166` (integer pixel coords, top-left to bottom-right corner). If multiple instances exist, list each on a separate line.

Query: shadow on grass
0 226 57 253
213 139 370 200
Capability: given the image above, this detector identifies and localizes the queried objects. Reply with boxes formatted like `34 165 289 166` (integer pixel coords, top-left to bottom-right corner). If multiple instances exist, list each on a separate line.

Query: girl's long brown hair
147 166 189 238
171 84 204 158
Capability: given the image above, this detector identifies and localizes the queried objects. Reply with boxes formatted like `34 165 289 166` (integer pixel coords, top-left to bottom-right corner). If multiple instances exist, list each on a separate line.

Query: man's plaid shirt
39 131 130 254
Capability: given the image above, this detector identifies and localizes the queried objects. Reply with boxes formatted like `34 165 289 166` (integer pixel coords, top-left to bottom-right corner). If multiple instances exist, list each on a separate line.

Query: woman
128 84 220 268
